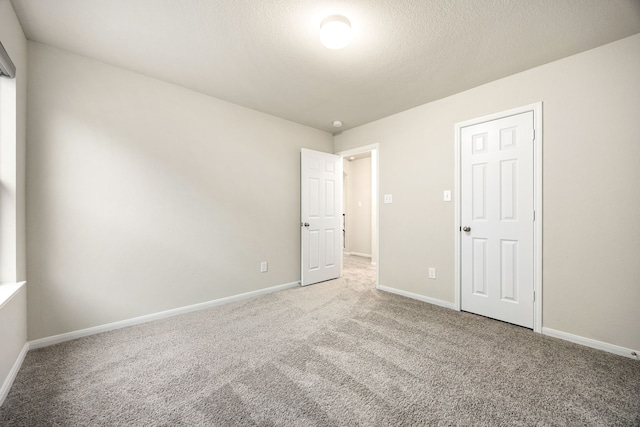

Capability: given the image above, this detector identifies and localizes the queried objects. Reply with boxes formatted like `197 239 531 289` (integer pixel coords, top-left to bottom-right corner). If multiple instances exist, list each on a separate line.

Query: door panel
500 240 518 301
472 238 488 295
472 163 487 220
461 111 534 328
301 149 342 286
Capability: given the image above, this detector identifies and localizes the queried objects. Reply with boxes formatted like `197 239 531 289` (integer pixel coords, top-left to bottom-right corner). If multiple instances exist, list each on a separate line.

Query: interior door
301 149 342 286
461 111 535 328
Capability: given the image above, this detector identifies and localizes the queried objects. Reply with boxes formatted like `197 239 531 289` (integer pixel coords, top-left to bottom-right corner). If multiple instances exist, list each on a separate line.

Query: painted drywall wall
0 286 26 404
334 34 640 351
26 42 333 340
344 157 372 257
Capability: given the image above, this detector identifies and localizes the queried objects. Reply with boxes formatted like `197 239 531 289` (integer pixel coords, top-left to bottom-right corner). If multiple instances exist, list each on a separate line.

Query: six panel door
461 112 535 328
301 149 342 286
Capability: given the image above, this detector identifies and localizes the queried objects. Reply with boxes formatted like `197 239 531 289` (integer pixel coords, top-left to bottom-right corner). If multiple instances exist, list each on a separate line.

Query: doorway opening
336 144 379 288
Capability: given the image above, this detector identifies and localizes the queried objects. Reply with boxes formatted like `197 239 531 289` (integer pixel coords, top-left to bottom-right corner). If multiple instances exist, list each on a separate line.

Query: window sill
0 281 26 310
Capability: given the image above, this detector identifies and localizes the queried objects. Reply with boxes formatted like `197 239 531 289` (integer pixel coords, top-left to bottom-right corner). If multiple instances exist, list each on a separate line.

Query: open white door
460 111 535 328
301 149 342 286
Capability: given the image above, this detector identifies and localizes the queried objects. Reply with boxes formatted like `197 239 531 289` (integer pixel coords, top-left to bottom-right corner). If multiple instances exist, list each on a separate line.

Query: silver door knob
462 226 471 232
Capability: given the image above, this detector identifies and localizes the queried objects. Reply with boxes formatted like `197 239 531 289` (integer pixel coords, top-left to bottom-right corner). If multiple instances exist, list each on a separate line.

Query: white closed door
301 149 342 286
461 111 535 328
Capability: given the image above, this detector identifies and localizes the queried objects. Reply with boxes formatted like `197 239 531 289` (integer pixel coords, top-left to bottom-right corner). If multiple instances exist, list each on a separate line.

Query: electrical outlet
260 261 268 273
384 194 393 204
428 267 436 279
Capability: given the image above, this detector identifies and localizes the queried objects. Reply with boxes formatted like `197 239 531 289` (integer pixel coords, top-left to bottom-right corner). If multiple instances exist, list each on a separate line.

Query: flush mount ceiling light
320 15 352 49
332 120 343 128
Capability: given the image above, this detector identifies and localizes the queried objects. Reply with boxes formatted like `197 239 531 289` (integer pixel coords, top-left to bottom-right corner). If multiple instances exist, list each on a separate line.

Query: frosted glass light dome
320 15 352 49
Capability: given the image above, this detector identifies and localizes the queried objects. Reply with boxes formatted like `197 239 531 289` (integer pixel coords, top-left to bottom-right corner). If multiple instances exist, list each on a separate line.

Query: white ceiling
11 0 640 133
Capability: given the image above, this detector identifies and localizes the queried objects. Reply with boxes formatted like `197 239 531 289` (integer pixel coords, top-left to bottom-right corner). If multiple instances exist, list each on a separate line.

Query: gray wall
334 34 640 351
26 42 333 340
344 157 372 257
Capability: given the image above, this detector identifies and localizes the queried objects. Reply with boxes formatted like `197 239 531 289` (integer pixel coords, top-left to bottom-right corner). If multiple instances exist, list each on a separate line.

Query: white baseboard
542 327 639 360
29 281 300 350
348 252 371 258
376 286 638 360
377 284 455 310
0 342 28 407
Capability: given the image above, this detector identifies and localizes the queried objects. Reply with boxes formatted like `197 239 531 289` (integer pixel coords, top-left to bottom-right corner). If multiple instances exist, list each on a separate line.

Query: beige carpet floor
1 255 639 425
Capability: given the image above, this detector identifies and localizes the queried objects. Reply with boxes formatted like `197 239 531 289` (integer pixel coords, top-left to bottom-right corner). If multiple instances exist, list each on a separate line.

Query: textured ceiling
10 0 640 133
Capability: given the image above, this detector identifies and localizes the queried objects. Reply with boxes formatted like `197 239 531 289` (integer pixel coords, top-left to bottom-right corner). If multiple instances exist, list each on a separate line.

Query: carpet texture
1 255 639 426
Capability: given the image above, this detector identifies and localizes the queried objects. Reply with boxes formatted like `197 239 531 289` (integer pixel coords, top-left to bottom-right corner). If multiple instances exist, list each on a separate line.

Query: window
0 40 16 78
0 40 17 284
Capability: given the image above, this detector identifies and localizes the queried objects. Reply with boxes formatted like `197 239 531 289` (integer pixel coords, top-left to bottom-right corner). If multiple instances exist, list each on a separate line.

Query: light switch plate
443 190 451 202
428 268 436 279
384 194 393 204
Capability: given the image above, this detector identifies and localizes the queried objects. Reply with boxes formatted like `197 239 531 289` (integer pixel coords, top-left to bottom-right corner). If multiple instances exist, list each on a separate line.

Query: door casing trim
454 103 543 333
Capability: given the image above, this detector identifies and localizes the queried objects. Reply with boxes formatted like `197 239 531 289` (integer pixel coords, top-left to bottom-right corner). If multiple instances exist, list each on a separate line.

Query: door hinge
532 129 536 141
533 210 536 221
533 291 536 302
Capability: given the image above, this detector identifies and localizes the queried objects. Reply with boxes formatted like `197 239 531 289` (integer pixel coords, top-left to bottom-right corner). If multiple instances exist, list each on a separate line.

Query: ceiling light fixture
320 15 352 49
332 120 343 128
